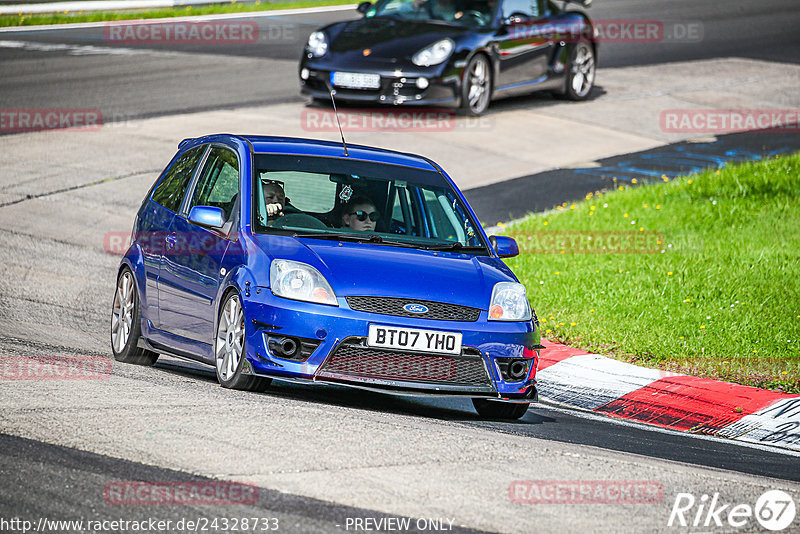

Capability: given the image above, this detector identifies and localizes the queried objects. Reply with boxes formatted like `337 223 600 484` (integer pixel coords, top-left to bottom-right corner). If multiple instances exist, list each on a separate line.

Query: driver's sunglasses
350 210 380 222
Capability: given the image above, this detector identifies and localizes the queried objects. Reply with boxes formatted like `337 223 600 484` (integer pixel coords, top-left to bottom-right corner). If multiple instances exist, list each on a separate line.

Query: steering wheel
270 213 329 230
460 9 487 24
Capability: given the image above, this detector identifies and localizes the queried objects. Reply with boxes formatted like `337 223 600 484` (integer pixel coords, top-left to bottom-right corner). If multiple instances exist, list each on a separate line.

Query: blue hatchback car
112 134 540 419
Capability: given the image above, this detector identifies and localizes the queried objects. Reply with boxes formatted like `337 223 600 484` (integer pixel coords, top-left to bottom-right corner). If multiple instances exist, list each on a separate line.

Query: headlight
488 282 531 321
307 31 328 57
412 38 454 67
270 259 338 306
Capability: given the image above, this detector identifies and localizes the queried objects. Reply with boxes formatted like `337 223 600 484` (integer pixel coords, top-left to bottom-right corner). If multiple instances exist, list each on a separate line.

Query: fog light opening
508 360 528 380
269 336 298 358
416 77 429 89
300 68 310 80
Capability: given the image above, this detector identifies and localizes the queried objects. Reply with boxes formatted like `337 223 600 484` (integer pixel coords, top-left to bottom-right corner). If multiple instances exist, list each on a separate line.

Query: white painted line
0 0 217 15
0 4 357 33
0 38 163 55
537 354 677 411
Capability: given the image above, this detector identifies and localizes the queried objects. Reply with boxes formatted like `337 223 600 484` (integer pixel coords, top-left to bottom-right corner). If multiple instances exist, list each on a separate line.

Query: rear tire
215 291 271 392
472 399 529 420
111 268 158 366
558 41 595 101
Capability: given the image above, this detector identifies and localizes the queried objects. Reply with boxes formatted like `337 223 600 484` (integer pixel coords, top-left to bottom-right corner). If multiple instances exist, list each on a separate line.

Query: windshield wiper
293 232 431 250
293 232 384 243
422 242 486 252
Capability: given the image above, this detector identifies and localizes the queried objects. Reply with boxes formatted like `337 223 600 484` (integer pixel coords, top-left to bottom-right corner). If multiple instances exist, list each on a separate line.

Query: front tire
459 53 492 116
111 268 158 366
560 41 595 101
215 292 271 392
472 399 529 420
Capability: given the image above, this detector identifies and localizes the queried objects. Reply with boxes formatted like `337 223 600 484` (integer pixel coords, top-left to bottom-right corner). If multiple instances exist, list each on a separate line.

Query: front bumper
241 290 540 400
299 62 460 106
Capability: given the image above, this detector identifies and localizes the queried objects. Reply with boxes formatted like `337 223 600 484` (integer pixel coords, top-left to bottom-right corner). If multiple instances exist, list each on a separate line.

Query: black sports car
299 0 597 115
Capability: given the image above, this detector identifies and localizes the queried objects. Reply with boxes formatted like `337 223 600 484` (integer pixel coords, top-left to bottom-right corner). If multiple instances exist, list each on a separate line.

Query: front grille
317 340 491 388
346 296 481 322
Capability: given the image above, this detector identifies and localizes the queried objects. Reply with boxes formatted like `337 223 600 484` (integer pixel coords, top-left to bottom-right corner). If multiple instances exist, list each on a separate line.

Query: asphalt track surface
465 130 800 221
2 1 800 532
1 395 800 533
0 433 493 534
0 0 799 120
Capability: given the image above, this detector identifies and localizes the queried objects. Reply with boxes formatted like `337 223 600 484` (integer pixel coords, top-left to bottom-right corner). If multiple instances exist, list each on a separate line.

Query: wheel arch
570 12 599 58
213 263 257 338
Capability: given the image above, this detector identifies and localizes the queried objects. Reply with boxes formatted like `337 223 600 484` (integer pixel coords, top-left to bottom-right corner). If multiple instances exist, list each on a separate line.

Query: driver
263 181 287 217
262 180 301 226
413 0 463 21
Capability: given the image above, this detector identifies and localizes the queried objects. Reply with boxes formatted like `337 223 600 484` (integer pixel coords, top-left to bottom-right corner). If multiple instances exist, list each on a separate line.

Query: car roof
180 134 440 173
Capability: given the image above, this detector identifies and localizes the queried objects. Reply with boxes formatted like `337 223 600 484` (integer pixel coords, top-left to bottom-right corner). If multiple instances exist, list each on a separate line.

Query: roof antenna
327 85 349 157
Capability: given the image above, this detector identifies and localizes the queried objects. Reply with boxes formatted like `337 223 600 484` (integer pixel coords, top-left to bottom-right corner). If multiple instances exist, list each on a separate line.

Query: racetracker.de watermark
1 355 111 380
104 231 232 256
510 480 664 504
104 481 259 506
510 230 664 254
1 108 103 133
301 108 492 132
509 19 702 43
103 21 260 44
660 109 800 133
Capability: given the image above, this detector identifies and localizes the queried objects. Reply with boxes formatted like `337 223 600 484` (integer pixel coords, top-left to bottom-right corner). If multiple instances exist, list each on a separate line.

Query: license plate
367 325 462 355
331 71 381 89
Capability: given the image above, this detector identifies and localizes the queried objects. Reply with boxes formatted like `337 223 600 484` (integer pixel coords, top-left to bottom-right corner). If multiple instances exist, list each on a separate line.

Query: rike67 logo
668 490 796 531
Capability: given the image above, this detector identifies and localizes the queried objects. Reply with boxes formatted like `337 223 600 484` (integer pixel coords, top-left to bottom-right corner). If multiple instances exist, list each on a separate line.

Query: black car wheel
472 398 529 420
459 54 492 116
111 267 158 366
562 41 595 101
215 291 271 392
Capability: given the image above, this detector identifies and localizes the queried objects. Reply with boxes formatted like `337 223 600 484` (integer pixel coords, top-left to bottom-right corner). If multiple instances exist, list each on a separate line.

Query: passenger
341 196 381 232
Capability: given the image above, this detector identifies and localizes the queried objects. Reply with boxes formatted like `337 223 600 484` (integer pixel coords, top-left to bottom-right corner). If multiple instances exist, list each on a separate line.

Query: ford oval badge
403 303 429 314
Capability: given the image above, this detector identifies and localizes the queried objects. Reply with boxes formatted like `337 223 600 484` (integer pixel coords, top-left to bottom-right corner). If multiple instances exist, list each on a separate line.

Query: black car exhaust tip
269 336 298 358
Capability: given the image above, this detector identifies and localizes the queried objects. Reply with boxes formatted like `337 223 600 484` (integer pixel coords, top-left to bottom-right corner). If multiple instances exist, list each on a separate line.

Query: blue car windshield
252 154 487 252
370 0 498 26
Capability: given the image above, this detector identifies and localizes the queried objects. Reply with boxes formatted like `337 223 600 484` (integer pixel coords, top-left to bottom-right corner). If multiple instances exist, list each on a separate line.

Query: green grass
504 153 800 393
0 0 354 27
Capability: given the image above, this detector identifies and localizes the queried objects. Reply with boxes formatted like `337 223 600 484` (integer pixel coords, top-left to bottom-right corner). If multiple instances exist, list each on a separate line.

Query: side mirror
502 12 530 25
188 206 225 230
489 235 519 258
357 1 372 14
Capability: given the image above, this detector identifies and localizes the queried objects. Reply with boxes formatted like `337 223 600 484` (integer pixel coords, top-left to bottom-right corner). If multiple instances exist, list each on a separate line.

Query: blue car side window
188 146 240 222
152 146 205 213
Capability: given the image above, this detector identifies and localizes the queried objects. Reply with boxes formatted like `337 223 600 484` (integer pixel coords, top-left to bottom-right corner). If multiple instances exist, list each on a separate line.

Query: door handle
165 233 177 249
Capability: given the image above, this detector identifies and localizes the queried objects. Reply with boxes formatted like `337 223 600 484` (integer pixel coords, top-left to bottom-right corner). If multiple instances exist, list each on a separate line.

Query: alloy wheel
570 44 595 98
466 55 491 114
111 271 134 353
216 295 244 381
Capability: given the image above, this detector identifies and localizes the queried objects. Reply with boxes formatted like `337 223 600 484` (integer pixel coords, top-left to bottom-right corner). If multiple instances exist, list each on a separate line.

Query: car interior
254 170 470 244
